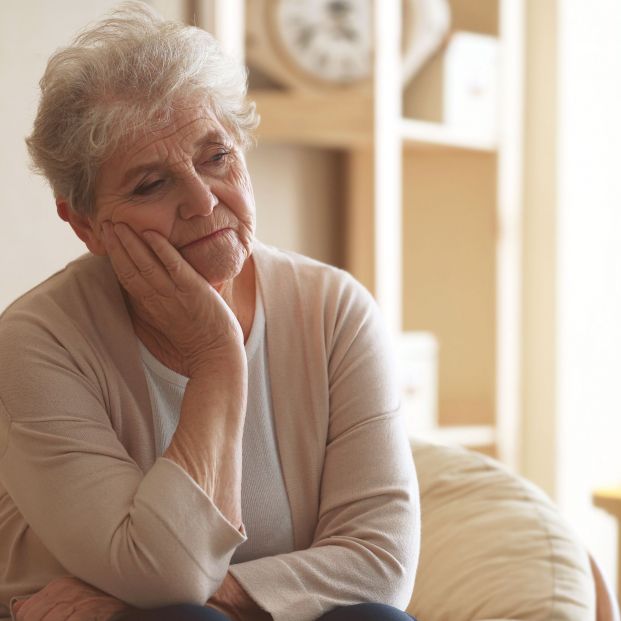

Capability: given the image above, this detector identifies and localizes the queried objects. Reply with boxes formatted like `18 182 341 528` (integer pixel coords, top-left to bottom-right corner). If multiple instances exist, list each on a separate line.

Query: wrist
209 573 271 620
186 341 246 378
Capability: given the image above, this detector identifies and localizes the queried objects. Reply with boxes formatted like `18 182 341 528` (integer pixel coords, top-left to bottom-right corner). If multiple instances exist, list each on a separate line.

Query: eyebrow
119 129 230 188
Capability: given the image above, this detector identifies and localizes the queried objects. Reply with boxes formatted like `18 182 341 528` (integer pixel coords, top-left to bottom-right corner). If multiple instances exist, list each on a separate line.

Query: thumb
12 598 27 618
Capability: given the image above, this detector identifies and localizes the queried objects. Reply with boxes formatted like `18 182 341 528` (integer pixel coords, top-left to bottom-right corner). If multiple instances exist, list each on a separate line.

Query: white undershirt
138 284 295 564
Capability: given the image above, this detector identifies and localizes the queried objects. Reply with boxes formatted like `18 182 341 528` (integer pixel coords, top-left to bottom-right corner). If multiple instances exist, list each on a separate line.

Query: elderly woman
0 3 419 621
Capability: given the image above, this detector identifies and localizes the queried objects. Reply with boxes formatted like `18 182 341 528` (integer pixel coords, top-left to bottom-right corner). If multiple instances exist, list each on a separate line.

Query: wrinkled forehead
97 103 235 185
125 104 233 159
95 105 235 194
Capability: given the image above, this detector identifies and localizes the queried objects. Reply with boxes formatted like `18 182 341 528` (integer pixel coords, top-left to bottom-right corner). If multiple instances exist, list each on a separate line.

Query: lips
179 228 232 250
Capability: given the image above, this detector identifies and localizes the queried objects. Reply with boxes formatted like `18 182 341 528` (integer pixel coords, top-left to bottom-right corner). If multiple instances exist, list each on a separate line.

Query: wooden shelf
594 487 621 513
250 89 373 149
593 488 621 599
251 90 498 153
401 118 498 153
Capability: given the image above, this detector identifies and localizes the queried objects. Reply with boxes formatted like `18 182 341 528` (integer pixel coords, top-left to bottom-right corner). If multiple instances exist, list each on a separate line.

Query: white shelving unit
373 0 523 465
494 0 524 469
373 0 404 333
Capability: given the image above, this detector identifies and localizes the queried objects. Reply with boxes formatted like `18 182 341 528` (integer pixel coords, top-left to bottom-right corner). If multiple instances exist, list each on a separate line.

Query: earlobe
56 199 106 256
56 201 70 223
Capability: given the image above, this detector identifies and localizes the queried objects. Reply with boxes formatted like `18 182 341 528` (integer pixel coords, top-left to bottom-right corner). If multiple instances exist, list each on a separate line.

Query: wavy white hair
26 1 259 216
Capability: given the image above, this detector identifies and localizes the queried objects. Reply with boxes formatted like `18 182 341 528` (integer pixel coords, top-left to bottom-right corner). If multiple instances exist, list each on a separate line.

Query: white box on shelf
443 31 499 140
397 331 438 436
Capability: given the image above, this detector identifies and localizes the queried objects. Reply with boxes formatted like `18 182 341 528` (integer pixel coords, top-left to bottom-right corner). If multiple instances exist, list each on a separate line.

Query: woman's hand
102 223 247 522
207 573 272 621
102 221 244 375
12 576 129 621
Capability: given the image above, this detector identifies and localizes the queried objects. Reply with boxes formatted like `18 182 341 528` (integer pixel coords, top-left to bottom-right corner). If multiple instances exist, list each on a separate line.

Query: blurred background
2 0 621 599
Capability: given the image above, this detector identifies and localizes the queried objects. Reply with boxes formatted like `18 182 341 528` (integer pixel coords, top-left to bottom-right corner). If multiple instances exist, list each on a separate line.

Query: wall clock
246 0 451 92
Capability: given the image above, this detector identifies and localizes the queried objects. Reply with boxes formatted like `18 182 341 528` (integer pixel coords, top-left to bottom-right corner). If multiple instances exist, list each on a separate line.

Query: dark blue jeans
114 602 418 620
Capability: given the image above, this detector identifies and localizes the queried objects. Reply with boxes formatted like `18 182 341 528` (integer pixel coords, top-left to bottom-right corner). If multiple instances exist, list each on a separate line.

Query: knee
318 602 416 621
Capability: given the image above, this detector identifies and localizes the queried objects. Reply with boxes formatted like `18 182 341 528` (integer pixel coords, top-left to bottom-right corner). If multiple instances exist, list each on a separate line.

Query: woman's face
90 103 255 288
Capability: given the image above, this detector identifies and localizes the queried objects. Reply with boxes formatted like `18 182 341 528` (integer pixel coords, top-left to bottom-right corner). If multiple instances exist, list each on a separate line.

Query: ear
56 199 106 256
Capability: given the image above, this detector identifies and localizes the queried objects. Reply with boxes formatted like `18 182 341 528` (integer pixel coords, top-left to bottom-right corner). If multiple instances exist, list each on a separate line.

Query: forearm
164 350 247 529
12 573 270 621
230 535 417 621
228 413 419 621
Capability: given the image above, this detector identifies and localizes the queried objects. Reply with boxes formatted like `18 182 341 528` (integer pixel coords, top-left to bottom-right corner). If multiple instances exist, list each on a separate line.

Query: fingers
100 222 231 358
12 576 127 621
103 222 177 297
102 222 152 297
141 229 198 291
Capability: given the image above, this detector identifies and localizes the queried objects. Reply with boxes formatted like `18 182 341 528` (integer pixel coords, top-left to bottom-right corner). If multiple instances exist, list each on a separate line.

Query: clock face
274 0 373 84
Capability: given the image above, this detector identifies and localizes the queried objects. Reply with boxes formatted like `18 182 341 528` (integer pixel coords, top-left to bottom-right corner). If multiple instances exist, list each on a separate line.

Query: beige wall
246 144 343 267
0 1 119 312
402 149 497 427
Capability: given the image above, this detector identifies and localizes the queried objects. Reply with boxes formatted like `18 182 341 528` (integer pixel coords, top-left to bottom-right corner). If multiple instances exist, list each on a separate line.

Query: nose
177 175 218 220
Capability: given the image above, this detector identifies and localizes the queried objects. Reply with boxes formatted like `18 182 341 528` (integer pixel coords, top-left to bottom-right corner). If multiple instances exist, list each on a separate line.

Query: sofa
406 439 620 621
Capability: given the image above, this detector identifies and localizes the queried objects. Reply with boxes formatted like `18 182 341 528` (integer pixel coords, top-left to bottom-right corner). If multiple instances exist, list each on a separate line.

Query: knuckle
138 262 157 280
141 290 159 305
117 269 138 288
165 258 184 277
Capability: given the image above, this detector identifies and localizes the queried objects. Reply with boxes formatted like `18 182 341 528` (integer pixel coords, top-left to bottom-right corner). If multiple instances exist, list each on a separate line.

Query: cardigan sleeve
230 272 420 621
0 311 245 608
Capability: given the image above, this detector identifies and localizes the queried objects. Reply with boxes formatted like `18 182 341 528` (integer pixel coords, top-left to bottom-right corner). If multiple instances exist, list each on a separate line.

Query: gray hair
26 1 259 216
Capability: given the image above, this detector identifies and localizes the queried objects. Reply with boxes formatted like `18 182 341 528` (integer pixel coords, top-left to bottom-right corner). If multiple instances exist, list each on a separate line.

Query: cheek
232 165 254 199
223 167 256 223
106 202 177 238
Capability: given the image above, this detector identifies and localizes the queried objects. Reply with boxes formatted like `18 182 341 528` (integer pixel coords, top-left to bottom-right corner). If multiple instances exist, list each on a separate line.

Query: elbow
390 555 418 610
109 563 220 609
85 540 227 609
393 516 421 608
397 500 421 607
92 511 234 608
374 544 418 610
379 498 421 609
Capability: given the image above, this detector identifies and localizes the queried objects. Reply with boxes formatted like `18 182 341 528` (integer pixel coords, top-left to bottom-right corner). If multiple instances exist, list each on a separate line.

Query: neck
129 257 256 375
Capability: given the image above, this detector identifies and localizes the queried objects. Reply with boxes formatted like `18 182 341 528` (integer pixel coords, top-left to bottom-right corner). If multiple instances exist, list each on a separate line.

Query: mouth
179 228 233 250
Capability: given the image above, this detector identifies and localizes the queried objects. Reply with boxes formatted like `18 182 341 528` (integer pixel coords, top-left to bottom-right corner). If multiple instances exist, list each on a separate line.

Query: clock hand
296 24 317 50
327 0 351 19
339 25 359 42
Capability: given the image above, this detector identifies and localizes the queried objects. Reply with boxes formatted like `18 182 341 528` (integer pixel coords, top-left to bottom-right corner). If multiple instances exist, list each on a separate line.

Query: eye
133 178 165 196
208 150 230 165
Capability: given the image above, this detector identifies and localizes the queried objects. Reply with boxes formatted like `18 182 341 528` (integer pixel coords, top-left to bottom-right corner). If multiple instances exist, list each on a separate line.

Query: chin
181 230 252 287
191 248 247 288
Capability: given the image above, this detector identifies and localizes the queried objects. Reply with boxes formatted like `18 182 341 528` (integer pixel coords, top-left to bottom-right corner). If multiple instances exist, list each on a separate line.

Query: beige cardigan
0 242 419 621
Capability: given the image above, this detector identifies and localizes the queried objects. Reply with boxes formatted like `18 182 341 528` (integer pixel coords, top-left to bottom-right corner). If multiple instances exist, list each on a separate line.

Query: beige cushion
407 440 596 621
